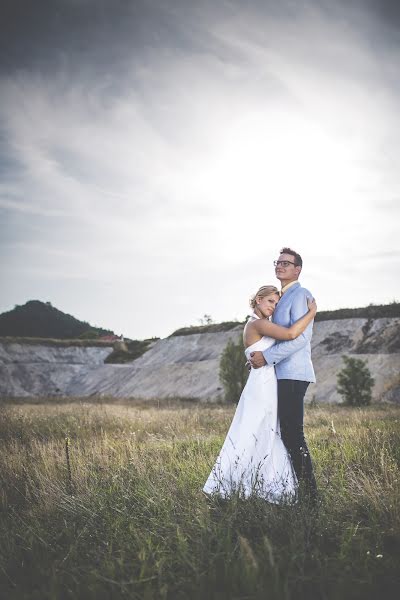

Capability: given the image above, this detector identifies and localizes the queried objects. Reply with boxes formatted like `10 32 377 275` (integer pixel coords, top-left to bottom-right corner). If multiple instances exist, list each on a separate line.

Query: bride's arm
253 298 317 341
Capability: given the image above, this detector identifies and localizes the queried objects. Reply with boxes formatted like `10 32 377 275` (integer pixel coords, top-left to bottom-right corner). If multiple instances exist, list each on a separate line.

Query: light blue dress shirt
262 282 316 382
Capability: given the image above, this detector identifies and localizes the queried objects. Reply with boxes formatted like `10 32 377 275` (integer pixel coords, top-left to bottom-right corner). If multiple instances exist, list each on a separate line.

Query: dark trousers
278 379 317 499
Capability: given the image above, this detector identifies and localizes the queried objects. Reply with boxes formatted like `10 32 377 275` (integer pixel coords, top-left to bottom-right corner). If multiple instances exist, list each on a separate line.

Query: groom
249 247 318 502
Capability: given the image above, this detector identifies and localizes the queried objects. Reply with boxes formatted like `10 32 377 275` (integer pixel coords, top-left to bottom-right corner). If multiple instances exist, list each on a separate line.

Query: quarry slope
0 317 399 403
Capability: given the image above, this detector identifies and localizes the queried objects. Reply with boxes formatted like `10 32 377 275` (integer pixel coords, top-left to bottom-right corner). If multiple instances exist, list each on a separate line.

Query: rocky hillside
0 317 399 403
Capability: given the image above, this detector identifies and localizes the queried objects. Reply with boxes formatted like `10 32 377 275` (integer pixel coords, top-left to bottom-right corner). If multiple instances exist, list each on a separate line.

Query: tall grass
0 401 399 599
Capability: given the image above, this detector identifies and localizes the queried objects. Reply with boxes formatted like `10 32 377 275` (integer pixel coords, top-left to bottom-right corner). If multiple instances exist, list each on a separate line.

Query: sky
0 0 399 339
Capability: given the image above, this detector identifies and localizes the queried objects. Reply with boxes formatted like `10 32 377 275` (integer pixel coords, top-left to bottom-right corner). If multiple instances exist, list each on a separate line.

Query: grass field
0 400 399 600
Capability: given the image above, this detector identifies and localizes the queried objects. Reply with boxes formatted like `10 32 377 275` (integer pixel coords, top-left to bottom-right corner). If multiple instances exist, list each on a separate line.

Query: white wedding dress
203 318 298 504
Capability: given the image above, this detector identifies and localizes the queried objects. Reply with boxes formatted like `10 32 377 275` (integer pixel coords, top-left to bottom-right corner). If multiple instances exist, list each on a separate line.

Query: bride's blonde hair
249 285 279 309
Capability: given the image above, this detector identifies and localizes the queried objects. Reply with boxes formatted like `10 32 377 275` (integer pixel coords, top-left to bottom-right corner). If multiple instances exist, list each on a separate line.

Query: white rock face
0 318 399 403
308 318 400 403
66 329 242 401
0 343 112 398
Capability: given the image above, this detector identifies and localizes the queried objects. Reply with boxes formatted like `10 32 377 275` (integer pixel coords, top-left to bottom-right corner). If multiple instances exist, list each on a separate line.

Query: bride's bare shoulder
243 319 263 347
243 319 258 336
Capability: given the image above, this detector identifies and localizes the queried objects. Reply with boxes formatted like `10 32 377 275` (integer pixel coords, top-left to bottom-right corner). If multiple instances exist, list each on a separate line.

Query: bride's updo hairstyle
249 285 279 309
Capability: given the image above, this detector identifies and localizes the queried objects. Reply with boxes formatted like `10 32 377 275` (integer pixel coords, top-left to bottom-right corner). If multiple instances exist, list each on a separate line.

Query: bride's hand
307 297 317 314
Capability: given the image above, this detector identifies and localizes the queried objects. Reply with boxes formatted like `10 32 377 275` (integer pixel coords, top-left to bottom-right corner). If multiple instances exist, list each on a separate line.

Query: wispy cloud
0 0 399 337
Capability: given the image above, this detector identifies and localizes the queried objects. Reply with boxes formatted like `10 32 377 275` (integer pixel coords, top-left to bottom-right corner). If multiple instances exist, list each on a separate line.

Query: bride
203 285 317 504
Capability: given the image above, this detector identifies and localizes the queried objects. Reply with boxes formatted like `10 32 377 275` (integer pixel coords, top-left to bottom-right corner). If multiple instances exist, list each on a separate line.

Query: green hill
0 300 114 339
314 301 400 321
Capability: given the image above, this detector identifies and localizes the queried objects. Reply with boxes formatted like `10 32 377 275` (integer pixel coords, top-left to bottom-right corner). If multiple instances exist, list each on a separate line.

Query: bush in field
219 336 248 403
336 355 374 406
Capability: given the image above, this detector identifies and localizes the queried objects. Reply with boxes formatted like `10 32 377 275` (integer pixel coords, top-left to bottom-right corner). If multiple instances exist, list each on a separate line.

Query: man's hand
249 351 267 369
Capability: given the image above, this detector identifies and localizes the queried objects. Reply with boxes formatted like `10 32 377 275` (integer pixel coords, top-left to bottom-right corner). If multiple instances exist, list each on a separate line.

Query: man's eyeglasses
273 260 297 268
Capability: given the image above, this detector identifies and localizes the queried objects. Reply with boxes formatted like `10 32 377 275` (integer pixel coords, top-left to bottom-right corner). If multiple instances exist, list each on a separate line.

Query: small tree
336 355 374 406
200 314 214 325
219 337 248 403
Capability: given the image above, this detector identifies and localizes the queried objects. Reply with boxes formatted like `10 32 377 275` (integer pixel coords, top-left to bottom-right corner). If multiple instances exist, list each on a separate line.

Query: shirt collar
280 280 299 296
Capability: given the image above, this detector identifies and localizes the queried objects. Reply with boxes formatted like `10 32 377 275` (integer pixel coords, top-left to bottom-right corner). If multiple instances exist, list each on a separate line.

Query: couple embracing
203 247 318 505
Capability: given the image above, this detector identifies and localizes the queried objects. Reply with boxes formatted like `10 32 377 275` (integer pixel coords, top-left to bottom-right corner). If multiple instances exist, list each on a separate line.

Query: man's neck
280 278 298 290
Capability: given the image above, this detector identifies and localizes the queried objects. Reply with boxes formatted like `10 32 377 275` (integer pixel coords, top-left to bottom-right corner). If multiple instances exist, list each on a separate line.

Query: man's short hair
280 247 303 267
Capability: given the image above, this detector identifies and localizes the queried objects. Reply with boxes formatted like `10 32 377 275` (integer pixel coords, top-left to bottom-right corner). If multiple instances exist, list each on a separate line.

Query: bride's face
257 293 279 318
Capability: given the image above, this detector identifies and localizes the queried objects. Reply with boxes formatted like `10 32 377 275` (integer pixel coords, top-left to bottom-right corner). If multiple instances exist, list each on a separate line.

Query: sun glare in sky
209 111 358 204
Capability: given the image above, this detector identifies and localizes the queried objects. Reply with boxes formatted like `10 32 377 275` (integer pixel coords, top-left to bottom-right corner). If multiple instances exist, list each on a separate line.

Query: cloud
0 0 399 337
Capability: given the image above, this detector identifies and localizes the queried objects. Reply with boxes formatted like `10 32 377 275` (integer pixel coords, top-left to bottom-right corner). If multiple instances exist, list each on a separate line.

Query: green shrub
104 338 157 363
336 355 374 406
78 329 99 339
219 337 249 403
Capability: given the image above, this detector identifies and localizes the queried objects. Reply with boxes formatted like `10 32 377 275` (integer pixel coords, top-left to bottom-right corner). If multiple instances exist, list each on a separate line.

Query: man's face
275 253 301 282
